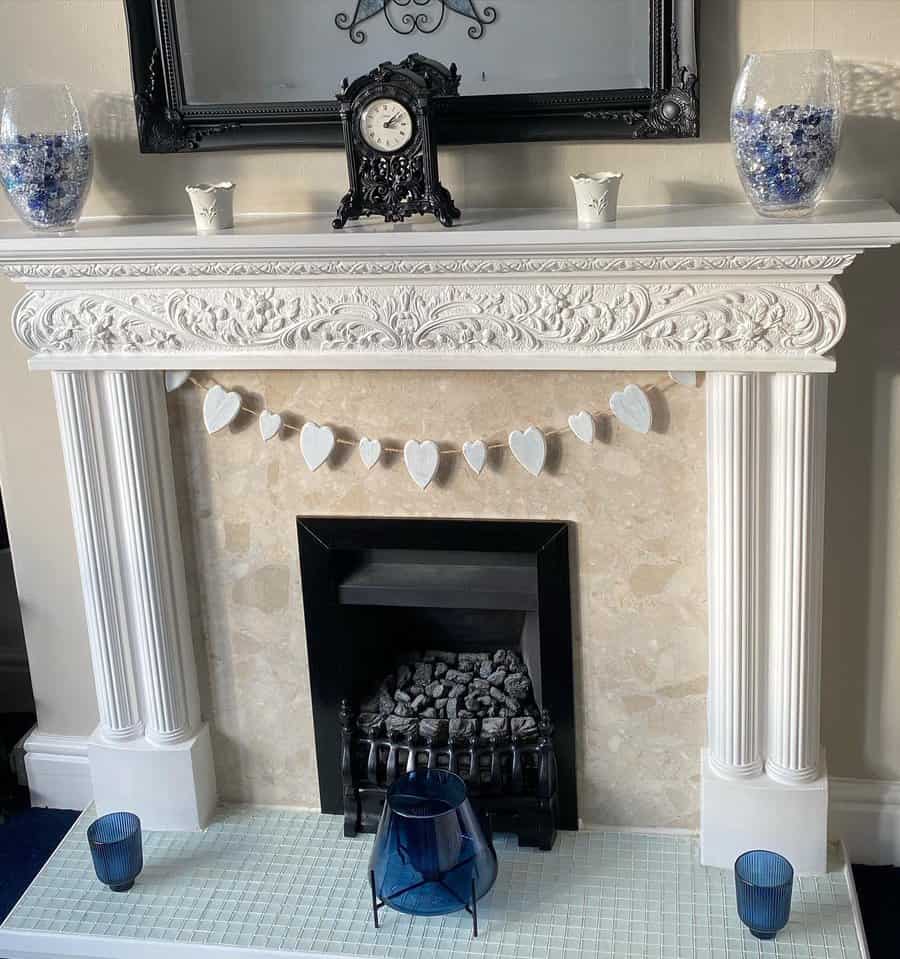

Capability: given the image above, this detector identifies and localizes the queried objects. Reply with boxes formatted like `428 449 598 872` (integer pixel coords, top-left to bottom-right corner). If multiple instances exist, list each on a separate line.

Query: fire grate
340 700 559 850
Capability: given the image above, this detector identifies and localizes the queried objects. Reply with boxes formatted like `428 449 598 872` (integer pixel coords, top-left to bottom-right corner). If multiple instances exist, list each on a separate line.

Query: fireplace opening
298 518 577 850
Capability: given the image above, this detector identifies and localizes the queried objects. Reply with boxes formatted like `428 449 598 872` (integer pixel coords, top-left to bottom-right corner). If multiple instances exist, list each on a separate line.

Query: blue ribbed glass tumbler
369 770 497 927
734 850 794 940
87 812 143 892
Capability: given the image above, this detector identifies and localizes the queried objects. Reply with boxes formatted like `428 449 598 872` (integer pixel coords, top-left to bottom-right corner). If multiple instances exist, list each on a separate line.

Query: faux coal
361 648 539 741
384 715 418 736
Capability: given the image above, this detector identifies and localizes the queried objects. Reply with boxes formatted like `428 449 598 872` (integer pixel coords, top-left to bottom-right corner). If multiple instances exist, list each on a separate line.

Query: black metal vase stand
369 869 481 938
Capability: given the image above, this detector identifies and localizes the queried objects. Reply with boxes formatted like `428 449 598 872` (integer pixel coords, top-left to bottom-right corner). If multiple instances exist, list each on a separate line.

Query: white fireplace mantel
3 200 900 876
3 202 900 373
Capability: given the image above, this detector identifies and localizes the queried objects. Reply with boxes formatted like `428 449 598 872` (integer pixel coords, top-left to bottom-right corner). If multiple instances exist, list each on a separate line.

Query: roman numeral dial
359 98 414 153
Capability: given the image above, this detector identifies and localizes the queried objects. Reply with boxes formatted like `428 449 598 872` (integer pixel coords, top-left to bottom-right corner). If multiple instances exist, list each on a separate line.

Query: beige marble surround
168 370 707 828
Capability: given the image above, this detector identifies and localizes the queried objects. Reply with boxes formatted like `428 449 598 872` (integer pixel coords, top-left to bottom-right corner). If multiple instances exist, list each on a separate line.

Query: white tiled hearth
2 202 900 959
0 805 866 959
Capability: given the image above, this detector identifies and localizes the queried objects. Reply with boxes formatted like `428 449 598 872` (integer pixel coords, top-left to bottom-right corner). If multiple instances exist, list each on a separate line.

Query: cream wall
1 0 900 792
0 283 97 735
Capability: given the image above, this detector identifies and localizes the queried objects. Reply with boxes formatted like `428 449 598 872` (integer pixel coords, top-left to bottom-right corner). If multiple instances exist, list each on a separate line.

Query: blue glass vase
731 50 842 218
734 849 794 940
87 812 143 892
0 84 93 231
369 769 497 936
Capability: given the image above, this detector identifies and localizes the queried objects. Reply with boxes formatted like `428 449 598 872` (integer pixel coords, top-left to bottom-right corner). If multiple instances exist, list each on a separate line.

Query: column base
700 748 828 875
88 722 217 831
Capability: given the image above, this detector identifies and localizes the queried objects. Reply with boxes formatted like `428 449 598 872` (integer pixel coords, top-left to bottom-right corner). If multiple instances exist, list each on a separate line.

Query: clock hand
384 112 403 128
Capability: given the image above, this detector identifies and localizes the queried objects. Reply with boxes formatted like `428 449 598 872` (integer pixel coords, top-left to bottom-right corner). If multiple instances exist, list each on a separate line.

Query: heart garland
509 427 547 477
610 384 653 434
165 370 191 393
568 410 595 444
202 385 242 434
359 437 382 470
669 370 699 387
259 410 283 442
462 440 487 475
404 440 440 489
170 370 696 488
300 422 335 471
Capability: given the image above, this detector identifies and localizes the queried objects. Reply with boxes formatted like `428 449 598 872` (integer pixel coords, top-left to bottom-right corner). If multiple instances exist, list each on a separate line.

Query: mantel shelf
1 201 900 264
2 201 899 373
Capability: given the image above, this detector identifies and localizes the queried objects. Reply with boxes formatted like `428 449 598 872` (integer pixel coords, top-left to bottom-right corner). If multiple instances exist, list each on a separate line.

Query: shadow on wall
834 60 900 200
88 93 202 216
698 0 740 143
822 247 900 780
822 61 900 781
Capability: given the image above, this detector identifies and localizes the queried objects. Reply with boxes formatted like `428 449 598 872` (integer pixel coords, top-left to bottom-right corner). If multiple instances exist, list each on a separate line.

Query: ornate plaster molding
13 282 846 361
0 252 858 282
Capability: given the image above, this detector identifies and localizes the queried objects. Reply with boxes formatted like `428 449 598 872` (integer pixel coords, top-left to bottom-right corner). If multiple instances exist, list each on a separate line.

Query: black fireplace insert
297 517 577 849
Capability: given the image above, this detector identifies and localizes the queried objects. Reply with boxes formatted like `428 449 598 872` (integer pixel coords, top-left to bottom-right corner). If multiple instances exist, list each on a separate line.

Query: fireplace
297 517 577 849
4 204 897 880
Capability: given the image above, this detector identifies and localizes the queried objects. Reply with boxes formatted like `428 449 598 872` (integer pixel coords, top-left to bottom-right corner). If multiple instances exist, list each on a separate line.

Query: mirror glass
173 0 650 105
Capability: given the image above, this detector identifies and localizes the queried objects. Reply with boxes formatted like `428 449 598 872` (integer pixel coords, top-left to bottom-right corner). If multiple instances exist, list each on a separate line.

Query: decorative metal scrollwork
336 0 496 43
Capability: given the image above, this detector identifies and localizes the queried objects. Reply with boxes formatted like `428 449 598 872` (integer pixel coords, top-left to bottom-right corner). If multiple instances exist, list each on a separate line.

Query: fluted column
705 372 763 779
52 372 143 742
103 371 200 745
767 373 828 784
52 370 214 829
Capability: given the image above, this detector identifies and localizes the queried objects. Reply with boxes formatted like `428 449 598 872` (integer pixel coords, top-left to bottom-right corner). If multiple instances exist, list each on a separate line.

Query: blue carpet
852 864 900 958
0 808 79 922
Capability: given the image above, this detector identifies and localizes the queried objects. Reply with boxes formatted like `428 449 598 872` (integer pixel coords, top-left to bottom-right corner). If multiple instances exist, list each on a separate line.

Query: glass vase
0 83 93 231
369 770 497 932
731 50 842 218
734 849 794 940
87 812 143 892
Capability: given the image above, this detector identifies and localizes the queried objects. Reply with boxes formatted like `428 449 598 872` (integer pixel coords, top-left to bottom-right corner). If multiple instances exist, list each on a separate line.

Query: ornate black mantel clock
332 54 461 229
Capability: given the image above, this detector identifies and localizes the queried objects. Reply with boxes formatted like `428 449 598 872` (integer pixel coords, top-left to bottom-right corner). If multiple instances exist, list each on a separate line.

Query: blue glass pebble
0 131 92 229
732 104 837 213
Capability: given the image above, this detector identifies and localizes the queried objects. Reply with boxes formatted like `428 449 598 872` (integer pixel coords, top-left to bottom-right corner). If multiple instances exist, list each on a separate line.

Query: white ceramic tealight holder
570 171 623 226
185 181 235 233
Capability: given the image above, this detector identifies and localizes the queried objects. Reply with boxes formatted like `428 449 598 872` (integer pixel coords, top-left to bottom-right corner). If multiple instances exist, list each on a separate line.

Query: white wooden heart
259 410 283 442
610 384 653 434
359 437 382 470
404 440 440 490
165 370 191 393
669 370 698 387
300 422 335 472
203 385 242 435
568 410 595 444
462 440 487 475
509 427 546 476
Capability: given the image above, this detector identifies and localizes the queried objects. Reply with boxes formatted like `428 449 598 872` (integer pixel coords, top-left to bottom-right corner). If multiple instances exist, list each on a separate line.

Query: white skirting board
21 731 92 812
830 778 900 866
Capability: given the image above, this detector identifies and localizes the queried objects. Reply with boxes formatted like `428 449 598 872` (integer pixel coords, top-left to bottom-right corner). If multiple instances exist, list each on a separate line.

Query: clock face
359 98 414 153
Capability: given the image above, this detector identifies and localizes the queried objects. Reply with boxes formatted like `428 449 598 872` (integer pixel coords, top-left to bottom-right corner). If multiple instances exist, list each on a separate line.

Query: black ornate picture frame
123 0 699 152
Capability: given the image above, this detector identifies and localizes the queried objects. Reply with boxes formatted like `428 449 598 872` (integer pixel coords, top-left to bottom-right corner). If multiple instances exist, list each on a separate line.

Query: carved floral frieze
13 281 847 358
